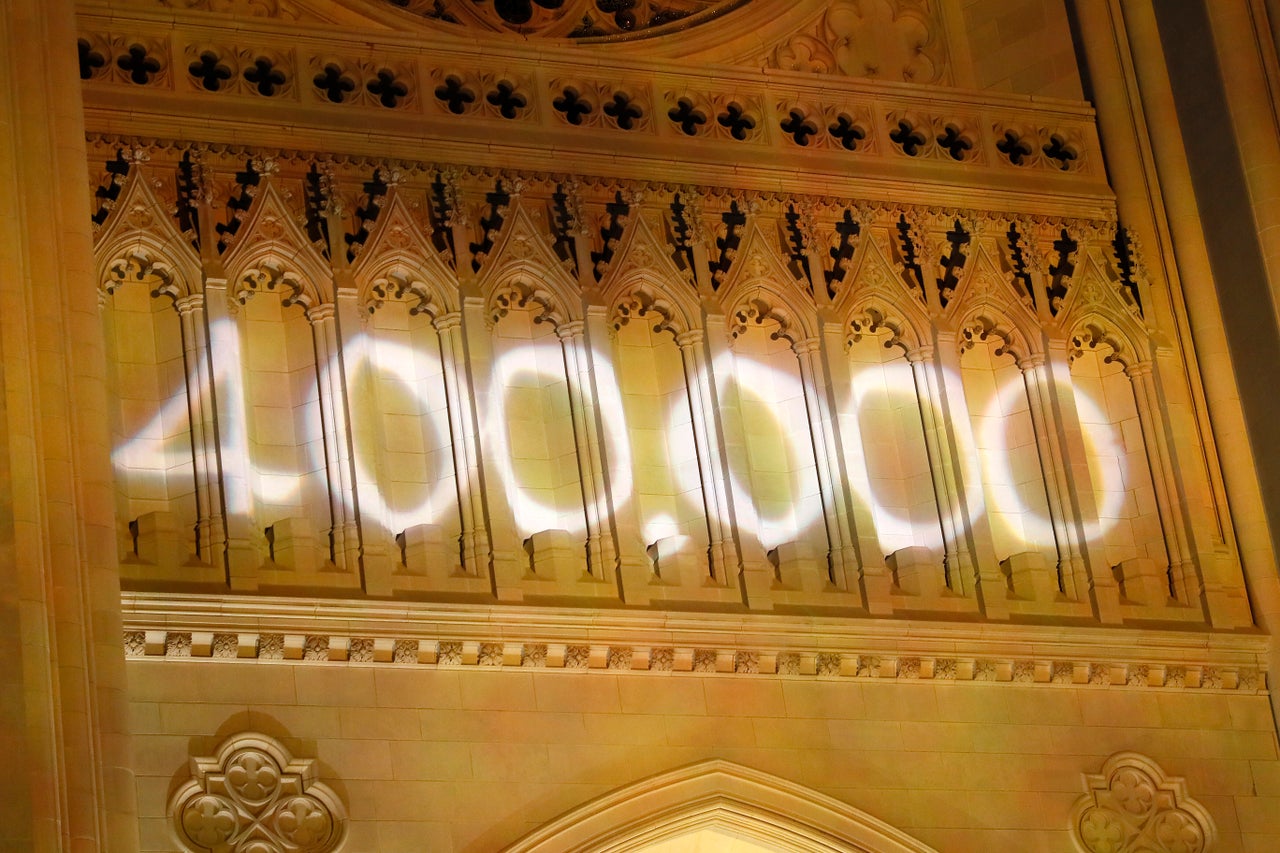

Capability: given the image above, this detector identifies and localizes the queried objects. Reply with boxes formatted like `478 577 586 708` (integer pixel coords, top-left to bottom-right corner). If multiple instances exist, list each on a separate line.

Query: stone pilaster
0 0 139 846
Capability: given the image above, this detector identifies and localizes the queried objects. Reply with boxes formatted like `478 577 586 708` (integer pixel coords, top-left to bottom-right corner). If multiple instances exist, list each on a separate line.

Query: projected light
488 342 633 537
642 513 683 546
114 315 325 517
976 374 1128 548
1070 388 1131 542
846 359 961 553
343 332 457 534
680 352 821 551
586 341 634 513
207 315 254 513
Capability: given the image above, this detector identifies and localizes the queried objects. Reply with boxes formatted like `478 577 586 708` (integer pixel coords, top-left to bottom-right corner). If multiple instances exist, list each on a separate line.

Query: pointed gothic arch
831 218 926 317
1055 250 1151 366
717 221 819 345
842 293 928 355
351 187 460 317
94 168 201 301
476 199 581 328
221 180 333 308
502 760 939 853
600 210 701 338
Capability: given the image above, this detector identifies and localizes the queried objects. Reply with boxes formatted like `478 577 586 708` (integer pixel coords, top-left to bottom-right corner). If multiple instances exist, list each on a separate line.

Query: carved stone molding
170 732 347 853
122 594 1267 694
1071 752 1215 853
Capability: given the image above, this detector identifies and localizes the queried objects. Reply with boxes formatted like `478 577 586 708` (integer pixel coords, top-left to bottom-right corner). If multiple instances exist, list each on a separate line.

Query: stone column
1125 360 1196 601
1018 352 1087 597
334 291 395 594
792 335 860 591
175 293 226 571
907 346 966 591
557 319 615 584
933 333 1006 617
462 295 523 598
307 303 360 576
703 315 772 606
822 323 887 590
434 311 491 578
1202 0 1280 328
0 0 138 846
203 280 262 589
676 329 743 590
584 313 652 605
1075 0 1262 635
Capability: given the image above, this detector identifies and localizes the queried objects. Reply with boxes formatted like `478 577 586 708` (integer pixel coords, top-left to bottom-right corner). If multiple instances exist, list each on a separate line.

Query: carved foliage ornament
1071 752 1214 853
170 733 346 853
768 0 946 84
387 0 742 39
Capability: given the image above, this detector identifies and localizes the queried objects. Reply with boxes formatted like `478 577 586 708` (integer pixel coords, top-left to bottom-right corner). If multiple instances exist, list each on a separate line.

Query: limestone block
525 529 582 580
132 511 186 568
268 518 320 573
887 546 945 597
647 535 699 587
770 540 828 592
1001 551 1059 601
1115 557 1171 605
399 523 451 575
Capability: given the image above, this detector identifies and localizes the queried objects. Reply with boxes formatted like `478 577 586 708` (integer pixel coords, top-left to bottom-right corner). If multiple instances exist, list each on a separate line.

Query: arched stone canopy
502 760 939 853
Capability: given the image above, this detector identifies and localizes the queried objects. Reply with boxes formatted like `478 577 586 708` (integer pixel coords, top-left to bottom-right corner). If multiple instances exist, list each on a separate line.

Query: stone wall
128 657 1280 851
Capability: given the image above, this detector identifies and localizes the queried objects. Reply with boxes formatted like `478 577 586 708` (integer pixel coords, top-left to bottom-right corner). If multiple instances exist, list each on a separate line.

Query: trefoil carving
1070 752 1214 853
169 732 346 853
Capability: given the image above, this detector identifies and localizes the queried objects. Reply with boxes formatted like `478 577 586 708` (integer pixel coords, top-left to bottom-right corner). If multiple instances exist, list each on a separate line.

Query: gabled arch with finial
94 167 201 302
963 233 1038 314
947 244 1040 364
1054 250 1151 365
221 179 332 309
600 211 701 340
476 198 580 329
502 760 939 853
842 292 930 356
1066 314 1144 369
943 238 1039 338
832 218 924 319
351 188 459 317
717 220 818 345
954 306 1034 364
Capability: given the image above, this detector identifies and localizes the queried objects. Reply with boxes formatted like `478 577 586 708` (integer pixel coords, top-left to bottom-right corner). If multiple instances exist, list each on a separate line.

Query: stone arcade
4 0 1280 850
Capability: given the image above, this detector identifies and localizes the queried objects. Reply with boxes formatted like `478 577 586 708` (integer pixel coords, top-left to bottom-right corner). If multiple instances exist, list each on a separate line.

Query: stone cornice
75 5 1114 218
122 593 1268 691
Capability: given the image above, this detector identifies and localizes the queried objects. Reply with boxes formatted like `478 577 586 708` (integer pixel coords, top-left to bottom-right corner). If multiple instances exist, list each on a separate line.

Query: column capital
306 303 336 324
906 344 935 364
1017 352 1047 371
174 292 206 316
556 319 586 340
432 311 463 334
1124 360 1154 380
675 329 705 349
791 337 822 356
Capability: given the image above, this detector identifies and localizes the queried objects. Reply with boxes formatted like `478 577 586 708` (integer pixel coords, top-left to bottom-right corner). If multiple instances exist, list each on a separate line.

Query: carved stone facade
1071 753 1216 853
91 145 1236 628
170 733 347 853
5 0 1280 850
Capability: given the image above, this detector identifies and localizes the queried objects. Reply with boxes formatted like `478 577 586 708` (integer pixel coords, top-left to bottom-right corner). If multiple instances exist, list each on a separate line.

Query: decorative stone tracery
1071 752 1215 853
169 732 346 853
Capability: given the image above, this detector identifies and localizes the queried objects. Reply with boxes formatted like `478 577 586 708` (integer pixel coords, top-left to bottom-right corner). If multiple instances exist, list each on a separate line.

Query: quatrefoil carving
1070 752 1214 853
169 732 346 853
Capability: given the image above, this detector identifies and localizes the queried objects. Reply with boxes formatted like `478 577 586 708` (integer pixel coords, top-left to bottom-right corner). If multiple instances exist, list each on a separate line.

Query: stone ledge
121 592 1269 692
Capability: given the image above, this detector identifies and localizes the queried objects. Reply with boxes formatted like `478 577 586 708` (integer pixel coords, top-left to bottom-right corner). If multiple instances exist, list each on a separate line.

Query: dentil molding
123 593 1267 693
170 732 347 853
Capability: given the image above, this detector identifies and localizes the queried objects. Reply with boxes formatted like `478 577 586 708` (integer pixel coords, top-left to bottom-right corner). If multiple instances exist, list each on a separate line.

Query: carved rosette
1071 752 1214 853
170 733 346 853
